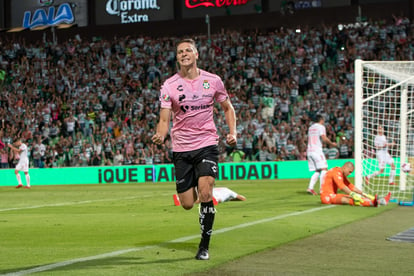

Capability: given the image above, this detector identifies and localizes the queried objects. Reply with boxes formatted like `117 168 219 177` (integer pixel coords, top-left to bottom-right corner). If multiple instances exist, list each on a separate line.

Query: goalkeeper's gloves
362 192 375 201
350 192 365 204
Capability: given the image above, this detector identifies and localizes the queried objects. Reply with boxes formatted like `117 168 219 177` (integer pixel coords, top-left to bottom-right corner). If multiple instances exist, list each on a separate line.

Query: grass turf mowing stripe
1 205 335 276
0 194 171 212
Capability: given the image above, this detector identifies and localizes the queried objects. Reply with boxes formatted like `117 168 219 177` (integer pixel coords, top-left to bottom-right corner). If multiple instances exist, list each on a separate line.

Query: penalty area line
2 205 335 276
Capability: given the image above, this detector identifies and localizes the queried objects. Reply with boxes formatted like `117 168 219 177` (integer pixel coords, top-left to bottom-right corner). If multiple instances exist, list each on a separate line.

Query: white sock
25 174 31 187
389 170 396 183
16 174 22 185
308 172 320 190
368 171 381 179
319 170 327 189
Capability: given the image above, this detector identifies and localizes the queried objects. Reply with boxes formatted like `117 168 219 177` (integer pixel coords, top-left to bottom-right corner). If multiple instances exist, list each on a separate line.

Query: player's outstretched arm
235 194 246 201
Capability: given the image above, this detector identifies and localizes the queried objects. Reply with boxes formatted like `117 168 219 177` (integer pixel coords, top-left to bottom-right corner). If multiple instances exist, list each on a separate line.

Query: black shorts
173 145 219 193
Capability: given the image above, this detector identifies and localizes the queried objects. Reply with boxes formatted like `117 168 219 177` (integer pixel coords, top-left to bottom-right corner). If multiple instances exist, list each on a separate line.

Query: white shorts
376 151 394 169
15 160 29 172
307 150 328 171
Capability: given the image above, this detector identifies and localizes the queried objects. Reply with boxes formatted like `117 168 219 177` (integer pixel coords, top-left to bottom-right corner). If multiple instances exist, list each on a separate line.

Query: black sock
198 200 215 250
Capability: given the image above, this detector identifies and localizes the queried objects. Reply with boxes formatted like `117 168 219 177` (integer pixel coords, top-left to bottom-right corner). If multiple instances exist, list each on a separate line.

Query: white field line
0 194 170 212
1 205 335 276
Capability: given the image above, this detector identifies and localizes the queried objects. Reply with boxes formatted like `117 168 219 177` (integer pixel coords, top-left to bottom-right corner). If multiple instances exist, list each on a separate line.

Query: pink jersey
160 69 228 152
307 123 326 153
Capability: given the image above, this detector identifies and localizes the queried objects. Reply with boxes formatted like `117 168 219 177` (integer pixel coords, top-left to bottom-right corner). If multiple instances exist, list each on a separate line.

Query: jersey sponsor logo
190 104 212 111
177 85 183 91
180 105 189 113
180 104 211 113
179 94 186 102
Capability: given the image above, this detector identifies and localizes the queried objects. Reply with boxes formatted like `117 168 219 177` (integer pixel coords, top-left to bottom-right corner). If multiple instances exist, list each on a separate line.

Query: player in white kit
306 115 337 195
152 38 237 260
174 187 246 205
212 187 246 203
8 138 31 189
365 125 396 185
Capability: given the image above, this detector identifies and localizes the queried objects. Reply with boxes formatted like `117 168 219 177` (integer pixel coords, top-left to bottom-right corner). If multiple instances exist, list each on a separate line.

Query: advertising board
10 0 88 29
95 0 174 25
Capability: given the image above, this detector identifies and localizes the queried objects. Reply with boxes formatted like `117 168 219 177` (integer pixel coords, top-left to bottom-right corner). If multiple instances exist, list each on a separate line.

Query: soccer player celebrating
320 161 391 206
306 115 337 195
8 138 31 189
152 38 237 260
365 125 396 185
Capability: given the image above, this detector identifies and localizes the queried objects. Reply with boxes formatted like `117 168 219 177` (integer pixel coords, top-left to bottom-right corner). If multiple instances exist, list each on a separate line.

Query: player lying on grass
320 161 391 207
174 187 246 206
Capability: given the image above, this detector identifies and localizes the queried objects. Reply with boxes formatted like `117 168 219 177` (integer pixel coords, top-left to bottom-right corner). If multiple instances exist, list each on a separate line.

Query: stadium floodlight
354 59 414 204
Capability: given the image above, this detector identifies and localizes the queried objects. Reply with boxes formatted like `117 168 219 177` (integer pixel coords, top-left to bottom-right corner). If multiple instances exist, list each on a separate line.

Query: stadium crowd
0 16 412 168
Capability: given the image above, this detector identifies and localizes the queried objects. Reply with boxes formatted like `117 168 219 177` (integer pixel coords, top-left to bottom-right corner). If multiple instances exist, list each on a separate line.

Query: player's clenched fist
152 133 164 145
226 134 237 147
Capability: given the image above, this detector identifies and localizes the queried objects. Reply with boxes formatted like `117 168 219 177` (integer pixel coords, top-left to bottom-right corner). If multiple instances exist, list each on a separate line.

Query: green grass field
0 179 412 275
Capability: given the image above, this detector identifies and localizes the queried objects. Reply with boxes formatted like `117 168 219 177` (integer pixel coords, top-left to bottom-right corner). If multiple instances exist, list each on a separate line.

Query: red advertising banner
181 0 263 19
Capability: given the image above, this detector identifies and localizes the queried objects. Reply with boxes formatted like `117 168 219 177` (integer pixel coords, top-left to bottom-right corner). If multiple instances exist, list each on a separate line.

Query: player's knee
320 195 331 204
181 203 194 210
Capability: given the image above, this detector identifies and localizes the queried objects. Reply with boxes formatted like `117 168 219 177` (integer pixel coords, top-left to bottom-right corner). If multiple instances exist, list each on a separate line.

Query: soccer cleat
364 176 369 185
195 247 209 260
389 182 396 185
307 188 318 196
383 192 391 205
24 186 31 189
173 194 180 206
15 184 23 189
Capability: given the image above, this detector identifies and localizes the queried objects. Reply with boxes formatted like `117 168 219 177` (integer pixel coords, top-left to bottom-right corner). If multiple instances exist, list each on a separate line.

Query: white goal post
354 59 414 202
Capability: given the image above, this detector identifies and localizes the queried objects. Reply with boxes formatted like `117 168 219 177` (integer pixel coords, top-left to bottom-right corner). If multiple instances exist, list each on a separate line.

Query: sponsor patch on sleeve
162 94 170 101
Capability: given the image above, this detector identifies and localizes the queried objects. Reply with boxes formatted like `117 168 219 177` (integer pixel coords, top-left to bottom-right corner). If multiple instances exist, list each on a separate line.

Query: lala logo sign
185 0 252 8
23 3 75 29
39 0 54 6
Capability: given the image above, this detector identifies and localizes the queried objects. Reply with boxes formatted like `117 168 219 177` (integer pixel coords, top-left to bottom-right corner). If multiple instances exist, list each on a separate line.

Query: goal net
354 60 414 204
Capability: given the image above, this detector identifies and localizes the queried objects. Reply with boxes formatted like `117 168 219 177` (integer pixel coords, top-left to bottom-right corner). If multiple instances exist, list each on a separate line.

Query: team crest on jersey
162 94 170 101
203 80 210 89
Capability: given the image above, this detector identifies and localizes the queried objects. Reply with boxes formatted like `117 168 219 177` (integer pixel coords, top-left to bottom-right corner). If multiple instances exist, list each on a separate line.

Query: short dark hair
315 115 324 122
176 38 196 49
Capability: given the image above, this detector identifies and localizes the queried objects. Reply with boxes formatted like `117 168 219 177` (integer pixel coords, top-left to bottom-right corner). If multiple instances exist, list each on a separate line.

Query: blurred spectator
0 17 412 168
229 147 245 162
113 149 124 166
